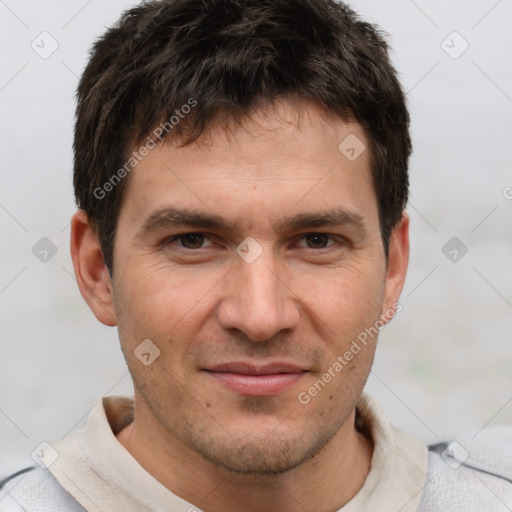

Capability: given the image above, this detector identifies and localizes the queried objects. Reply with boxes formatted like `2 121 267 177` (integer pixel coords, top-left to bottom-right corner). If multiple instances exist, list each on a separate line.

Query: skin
71 100 409 512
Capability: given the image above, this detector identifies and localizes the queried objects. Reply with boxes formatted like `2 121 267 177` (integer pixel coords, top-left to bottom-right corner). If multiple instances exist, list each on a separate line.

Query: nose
216 246 300 342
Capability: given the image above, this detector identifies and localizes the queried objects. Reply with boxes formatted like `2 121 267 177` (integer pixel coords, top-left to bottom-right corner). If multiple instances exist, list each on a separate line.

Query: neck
116 402 373 512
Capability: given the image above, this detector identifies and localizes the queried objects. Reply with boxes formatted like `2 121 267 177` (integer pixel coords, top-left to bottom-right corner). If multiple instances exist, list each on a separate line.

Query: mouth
203 361 308 397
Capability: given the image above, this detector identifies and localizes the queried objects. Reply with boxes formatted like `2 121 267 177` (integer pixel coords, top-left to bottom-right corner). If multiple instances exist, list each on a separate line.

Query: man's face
109 101 402 474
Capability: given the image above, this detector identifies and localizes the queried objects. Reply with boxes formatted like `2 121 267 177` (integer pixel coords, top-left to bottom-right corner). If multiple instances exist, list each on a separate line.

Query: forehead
119 101 378 232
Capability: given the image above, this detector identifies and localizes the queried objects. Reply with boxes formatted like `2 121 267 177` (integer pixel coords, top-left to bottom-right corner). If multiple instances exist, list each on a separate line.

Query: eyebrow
138 206 368 236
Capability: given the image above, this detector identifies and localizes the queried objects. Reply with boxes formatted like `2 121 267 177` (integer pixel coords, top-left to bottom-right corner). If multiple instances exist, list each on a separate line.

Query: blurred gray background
1 0 511 476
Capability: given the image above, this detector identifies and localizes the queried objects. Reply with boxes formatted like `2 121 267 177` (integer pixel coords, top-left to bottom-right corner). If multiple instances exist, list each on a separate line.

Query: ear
70 210 117 326
380 212 409 322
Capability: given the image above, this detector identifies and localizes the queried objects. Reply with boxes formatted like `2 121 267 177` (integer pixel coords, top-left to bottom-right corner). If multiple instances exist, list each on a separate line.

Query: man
1 0 511 510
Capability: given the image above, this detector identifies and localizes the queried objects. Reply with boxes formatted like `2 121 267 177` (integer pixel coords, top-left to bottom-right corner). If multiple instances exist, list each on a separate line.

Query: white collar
46 393 428 511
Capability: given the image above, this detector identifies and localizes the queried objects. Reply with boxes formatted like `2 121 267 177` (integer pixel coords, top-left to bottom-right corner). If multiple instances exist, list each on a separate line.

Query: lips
203 361 308 396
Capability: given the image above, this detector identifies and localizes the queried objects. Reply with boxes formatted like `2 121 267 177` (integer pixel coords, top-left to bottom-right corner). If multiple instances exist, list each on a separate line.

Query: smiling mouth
203 361 308 397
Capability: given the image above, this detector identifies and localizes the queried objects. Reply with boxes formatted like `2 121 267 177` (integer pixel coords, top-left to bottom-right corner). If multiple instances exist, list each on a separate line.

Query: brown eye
179 233 205 249
305 233 331 249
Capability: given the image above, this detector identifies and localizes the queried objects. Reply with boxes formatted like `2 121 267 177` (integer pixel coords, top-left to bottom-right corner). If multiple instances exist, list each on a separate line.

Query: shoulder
417 426 512 512
0 466 85 512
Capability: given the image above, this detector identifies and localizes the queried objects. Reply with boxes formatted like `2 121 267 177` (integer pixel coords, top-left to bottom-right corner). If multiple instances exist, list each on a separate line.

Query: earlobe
70 210 117 326
381 213 410 320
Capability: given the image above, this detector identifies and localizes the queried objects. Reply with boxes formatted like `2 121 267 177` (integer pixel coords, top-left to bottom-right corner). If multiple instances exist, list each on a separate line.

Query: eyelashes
163 232 347 251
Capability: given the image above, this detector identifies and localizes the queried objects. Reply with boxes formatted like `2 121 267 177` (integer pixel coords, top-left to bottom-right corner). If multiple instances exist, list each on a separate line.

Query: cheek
294 269 382 407
114 260 217 325
112 260 229 373
291 263 385 337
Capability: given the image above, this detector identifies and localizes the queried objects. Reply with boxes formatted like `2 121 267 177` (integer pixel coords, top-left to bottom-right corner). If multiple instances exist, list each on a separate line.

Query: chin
183 420 337 475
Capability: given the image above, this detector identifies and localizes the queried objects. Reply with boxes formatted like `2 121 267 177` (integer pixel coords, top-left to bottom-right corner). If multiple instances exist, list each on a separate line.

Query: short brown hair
73 0 411 272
